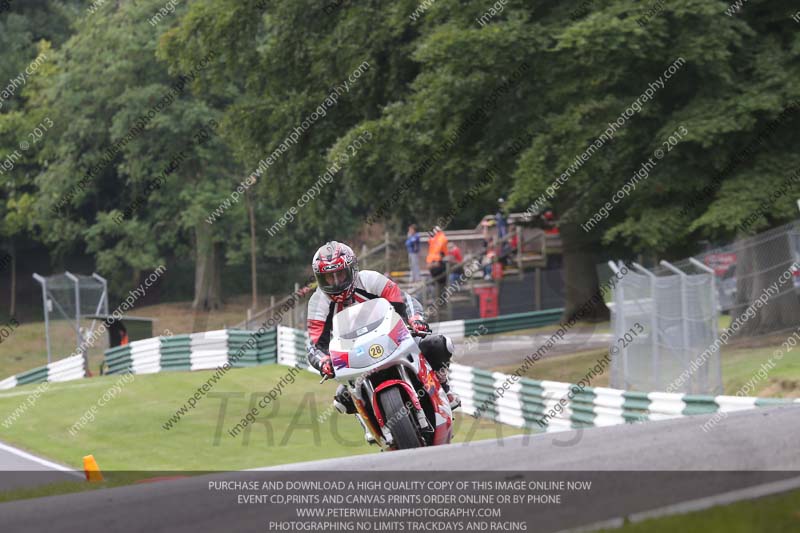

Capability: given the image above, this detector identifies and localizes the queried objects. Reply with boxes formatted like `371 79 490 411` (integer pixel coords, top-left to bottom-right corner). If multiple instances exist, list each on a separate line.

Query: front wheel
378 387 423 449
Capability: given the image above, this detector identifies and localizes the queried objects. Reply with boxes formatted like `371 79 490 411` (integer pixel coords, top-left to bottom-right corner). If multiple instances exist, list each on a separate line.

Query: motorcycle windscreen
332 298 392 340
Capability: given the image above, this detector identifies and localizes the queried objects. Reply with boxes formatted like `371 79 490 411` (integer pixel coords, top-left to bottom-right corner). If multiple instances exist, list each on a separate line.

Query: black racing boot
333 384 356 414
333 385 375 444
437 367 461 410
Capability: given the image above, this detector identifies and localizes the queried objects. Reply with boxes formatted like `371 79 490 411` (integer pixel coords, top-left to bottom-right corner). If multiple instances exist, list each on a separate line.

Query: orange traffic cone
83 455 104 482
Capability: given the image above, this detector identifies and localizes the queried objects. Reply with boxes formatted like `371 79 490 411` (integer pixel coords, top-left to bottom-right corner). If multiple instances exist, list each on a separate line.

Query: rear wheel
378 387 423 449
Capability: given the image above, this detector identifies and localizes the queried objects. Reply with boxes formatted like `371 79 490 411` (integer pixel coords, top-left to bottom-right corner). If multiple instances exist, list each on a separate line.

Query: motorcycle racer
306 241 460 442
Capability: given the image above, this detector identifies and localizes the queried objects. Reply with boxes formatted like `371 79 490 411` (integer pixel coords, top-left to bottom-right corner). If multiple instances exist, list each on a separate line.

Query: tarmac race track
0 440 83 491
1 406 799 533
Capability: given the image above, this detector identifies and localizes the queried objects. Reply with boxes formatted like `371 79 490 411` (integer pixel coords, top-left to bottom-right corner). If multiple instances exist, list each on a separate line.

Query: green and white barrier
228 329 275 367
0 354 86 390
104 329 277 375
5 317 796 436
450 363 800 432
190 329 229 371
268 325 797 432
430 320 466 340
431 308 563 340
277 326 311 370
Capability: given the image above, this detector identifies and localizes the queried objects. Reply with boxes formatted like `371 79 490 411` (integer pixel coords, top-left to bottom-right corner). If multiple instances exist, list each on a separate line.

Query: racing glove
308 345 334 378
409 315 432 336
319 356 334 378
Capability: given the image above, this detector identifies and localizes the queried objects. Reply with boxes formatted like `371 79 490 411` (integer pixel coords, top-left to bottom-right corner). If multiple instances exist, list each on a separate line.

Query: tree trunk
734 230 800 336
9 242 16 318
246 190 258 311
192 223 222 311
560 221 609 323
131 268 141 293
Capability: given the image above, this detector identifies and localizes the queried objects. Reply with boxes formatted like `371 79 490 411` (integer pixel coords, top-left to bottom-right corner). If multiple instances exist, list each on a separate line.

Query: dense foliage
1 0 798 315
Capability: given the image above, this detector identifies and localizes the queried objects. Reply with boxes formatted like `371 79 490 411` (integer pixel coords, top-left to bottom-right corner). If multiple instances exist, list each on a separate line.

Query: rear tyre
378 387 423 450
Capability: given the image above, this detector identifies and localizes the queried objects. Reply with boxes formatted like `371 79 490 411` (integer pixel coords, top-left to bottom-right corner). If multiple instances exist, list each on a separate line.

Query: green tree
9 0 797 324
1 1 81 317
34 0 239 311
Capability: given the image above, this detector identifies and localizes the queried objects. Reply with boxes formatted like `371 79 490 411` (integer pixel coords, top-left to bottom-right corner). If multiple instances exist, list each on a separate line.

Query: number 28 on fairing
368 344 384 358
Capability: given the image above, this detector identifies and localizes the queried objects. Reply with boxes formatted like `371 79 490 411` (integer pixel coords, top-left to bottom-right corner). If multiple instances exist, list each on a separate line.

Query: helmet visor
315 265 355 295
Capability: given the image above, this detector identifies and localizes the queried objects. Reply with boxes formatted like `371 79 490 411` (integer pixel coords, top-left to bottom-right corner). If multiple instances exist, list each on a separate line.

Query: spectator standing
426 226 448 298
446 242 464 285
496 198 513 263
495 198 509 240
405 224 422 282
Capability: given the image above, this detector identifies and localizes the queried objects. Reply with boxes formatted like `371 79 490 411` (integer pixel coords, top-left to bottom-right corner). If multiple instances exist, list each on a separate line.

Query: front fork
353 393 385 446
354 379 399 447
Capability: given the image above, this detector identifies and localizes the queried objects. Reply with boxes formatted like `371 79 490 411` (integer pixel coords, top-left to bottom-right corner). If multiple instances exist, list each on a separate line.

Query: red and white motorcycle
324 297 453 450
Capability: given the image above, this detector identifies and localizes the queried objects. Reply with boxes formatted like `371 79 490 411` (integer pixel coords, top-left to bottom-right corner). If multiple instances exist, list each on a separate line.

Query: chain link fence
32 272 109 366
694 221 800 337
609 259 720 394
609 219 800 394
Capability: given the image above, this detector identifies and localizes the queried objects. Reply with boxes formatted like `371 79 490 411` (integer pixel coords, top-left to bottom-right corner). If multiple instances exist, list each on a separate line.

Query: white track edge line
0 441 83 477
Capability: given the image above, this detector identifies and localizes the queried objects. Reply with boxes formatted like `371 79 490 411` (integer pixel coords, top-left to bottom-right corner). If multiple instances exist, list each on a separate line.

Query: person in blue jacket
405 224 422 282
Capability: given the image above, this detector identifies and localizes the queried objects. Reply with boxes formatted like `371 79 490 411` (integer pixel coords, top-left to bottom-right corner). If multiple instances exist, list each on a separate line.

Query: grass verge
0 365 521 472
601 488 800 532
